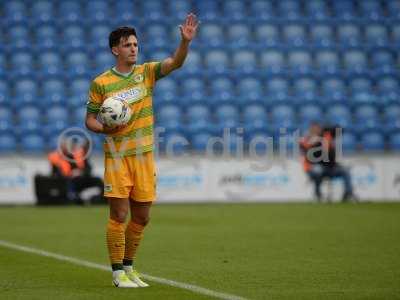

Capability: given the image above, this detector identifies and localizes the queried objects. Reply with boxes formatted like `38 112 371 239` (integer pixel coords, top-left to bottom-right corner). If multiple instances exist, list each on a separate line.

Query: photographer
300 123 355 202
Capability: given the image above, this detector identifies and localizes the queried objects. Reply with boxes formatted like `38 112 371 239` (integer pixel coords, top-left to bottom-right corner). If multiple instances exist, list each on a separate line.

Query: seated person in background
47 139 103 204
299 123 356 202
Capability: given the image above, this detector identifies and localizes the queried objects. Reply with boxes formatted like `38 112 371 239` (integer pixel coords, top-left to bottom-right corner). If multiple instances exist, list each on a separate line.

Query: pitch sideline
0 239 248 300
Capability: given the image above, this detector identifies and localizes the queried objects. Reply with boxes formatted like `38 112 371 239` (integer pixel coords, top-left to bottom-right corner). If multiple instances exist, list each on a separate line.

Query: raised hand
179 13 199 42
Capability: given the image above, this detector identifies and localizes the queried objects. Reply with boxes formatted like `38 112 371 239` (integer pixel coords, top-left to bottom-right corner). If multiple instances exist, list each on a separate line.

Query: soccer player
85 14 199 288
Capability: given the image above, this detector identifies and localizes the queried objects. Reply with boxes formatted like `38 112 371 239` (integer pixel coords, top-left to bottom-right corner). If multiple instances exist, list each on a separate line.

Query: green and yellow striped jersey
86 62 164 157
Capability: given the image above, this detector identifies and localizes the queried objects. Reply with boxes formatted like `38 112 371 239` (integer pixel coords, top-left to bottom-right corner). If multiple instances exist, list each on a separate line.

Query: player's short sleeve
86 79 104 114
144 61 164 86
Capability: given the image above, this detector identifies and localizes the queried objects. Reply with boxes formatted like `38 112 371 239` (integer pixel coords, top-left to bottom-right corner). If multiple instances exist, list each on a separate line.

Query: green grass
0 203 400 300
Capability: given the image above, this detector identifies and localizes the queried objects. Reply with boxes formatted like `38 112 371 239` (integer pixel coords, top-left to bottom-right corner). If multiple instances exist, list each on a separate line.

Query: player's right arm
85 79 123 134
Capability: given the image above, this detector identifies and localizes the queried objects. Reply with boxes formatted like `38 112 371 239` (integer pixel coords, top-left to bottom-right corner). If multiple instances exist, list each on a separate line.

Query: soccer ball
99 97 131 128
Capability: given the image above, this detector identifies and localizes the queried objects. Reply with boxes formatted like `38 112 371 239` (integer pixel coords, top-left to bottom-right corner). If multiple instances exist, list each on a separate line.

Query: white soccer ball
99 97 131 128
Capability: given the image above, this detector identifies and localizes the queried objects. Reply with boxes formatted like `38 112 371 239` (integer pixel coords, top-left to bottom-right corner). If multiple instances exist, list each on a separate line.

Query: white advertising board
0 154 399 204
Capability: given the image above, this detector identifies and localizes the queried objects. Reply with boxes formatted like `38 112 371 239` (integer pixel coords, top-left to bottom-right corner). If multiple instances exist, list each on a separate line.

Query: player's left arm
160 13 199 76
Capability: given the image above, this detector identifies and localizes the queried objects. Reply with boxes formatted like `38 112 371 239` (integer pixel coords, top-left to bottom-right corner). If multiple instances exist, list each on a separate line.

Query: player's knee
111 210 128 223
135 216 150 226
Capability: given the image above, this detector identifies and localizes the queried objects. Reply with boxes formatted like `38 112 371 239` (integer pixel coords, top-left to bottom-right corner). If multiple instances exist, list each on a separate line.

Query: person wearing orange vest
300 123 355 202
47 141 87 178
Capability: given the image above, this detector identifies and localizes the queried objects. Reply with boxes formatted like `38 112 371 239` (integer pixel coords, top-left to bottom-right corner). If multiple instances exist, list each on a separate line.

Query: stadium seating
0 0 399 153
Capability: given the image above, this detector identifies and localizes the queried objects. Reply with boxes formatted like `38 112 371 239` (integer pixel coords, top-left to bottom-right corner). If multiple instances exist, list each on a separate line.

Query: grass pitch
0 203 400 300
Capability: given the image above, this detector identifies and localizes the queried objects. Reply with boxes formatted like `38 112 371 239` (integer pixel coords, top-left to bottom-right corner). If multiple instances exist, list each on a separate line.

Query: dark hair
109 26 137 49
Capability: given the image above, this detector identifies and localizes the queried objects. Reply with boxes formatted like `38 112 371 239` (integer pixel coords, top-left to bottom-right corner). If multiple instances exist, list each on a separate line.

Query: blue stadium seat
387 1 400 19
37 51 63 79
232 50 257 75
196 0 219 21
16 120 42 136
114 0 137 24
0 107 13 123
58 1 83 25
326 105 351 128
305 0 330 20
222 0 247 21
270 105 296 132
180 50 202 76
227 23 252 48
191 132 212 153
278 0 301 20
8 25 30 51
94 51 114 73
293 77 318 104
210 77 235 105
145 24 168 48
0 119 13 135
18 106 41 122
343 50 368 75
371 50 396 76
321 77 346 103
349 76 372 95
360 132 385 152
243 104 266 123
389 133 400 151
391 23 400 47
70 78 90 96
154 77 179 105
215 104 239 123
158 105 182 123
20 134 45 153
10 52 33 78
66 51 90 77
382 104 400 134
142 0 164 21
353 105 380 134
250 0 274 20
310 25 335 47
0 80 9 107
180 77 206 104
186 105 211 122
204 50 230 75
383 104 400 123
255 24 279 47
34 24 58 51
0 134 17 153
186 119 214 135
47 106 68 123
63 24 85 51
332 1 357 20
73 107 87 125
337 24 361 47
287 50 313 75
146 49 169 62
68 94 86 109
283 24 307 47
365 24 389 47
31 0 55 25
237 77 264 105
265 77 290 105
42 79 67 107
243 119 269 137
3 1 27 25
14 80 38 105
359 0 384 20
260 50 286 75
299 104 323 124
89 25 111 53
315 50 340 76
341 132 357 153
168 0 192 20
377 76 400 105
199 23 224 48
85 0 110 24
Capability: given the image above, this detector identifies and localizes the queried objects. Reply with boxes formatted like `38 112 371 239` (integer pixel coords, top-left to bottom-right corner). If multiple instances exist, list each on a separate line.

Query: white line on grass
0 239 248 300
